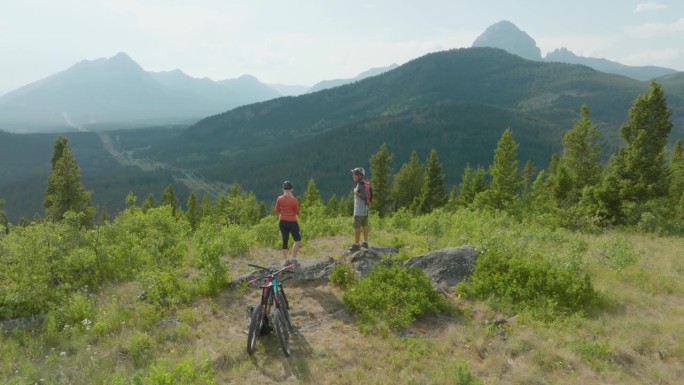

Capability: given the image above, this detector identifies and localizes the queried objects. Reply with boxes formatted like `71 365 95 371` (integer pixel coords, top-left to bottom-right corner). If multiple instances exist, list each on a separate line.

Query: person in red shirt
274 180 301 261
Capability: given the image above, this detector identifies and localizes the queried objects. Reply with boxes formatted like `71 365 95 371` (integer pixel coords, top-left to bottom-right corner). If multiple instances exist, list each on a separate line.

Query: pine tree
369 143 394 217
302 178 323 209
560 104 602 202
455 164 475 207
392 151 423 210
521 160 536 196
325 194 340 217
414 149 447 214
598 81 673 223
160 185 180 216
0 197 7 234
201 194 212 218
125 191 137 208
186 191 201 231
669 140 684 204
141 193 156 212
44 136 94 225
474 128 521 210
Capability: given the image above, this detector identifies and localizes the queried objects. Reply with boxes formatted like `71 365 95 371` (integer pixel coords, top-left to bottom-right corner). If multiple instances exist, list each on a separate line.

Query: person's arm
274 196 281 214
357 181 367 202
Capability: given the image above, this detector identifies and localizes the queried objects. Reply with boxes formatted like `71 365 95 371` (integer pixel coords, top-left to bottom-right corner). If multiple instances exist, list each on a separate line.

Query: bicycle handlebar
247 263 295 282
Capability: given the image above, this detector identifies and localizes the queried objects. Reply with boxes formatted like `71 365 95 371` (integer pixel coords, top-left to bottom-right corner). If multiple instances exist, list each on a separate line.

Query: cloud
633 2 667 12
625 17 684 38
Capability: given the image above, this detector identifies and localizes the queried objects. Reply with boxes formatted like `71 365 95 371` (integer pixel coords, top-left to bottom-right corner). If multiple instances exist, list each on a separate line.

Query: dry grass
2 231 682 384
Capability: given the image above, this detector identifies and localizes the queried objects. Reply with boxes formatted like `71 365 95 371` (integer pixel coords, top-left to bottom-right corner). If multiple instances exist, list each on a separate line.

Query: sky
1 0 683 95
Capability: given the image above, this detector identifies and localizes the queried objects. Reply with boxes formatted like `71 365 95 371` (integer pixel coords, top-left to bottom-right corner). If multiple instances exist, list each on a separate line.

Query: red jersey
275 194 300 221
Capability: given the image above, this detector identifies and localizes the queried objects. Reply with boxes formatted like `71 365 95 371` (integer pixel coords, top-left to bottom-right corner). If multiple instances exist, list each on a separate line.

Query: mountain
473 20 680 81
141 47 683 202
266 83 309 96
544 48 677 81
307 64 400 93
0 53 287 133
216 75 282 104
472 20 542 61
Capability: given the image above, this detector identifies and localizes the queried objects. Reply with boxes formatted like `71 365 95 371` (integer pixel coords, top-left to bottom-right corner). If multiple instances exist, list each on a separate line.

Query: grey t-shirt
353 180 368 216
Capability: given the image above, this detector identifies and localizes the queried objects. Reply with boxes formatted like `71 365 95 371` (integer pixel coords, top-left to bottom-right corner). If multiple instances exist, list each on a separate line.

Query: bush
139 358 216 385
343 264 450 334
458 247 599 319
328 263 356 289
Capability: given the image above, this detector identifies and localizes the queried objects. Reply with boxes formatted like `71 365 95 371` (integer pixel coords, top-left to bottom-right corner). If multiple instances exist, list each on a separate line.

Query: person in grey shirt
349 167 369 251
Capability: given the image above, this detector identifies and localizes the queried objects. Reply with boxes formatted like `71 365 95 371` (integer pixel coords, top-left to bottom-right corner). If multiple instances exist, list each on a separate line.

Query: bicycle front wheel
276 290 292 329
246 304 262 355
274 308 291 357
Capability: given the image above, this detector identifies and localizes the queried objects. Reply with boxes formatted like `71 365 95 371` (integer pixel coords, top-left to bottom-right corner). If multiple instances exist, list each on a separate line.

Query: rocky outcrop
232 245 479 289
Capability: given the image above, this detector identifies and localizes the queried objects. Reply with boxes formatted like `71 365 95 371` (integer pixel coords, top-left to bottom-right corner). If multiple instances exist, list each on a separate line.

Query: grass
1 212 683 384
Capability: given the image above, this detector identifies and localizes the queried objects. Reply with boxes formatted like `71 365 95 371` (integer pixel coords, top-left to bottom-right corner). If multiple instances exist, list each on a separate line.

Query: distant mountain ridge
473 20 679 81
307 64 400 93
0 52 290 132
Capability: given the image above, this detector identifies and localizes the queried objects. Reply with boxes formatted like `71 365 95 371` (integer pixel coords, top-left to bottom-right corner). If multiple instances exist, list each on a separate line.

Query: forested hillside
142 47 684 202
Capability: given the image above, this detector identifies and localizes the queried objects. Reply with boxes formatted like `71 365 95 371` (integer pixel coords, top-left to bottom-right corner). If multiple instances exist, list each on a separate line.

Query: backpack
362 179 373 205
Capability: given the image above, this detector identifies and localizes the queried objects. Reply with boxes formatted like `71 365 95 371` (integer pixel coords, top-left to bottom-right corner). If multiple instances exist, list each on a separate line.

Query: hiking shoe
348 243 361 252
361 241 369 249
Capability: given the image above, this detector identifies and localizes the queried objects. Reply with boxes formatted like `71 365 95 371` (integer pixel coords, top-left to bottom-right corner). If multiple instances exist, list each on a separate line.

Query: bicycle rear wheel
246 304 262 355
273 308 291 357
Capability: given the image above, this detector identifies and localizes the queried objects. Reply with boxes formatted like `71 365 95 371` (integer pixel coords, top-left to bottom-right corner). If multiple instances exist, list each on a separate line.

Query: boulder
403 245 479 287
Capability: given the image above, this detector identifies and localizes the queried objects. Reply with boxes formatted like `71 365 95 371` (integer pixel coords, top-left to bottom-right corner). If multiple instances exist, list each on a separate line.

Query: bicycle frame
247 263 294 356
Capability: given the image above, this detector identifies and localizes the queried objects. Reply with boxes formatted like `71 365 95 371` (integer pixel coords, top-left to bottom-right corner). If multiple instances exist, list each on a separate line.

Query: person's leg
292 241 300 258
291 222 302 258
353 216 361 244
279 221 290 259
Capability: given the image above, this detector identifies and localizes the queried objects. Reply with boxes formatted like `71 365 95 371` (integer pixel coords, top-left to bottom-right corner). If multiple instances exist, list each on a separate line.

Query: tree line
0 81 682 236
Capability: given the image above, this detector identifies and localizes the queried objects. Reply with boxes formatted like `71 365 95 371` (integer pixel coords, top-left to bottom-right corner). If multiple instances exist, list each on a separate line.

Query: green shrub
139 358 216 385
128 331 154 367
139 270 191 309
458 247 599 319
595 236 640 271
343 264 450 334
328 263 356 289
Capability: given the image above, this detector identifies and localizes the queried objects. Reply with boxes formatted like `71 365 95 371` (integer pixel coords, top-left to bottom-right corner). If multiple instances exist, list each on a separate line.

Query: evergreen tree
0 197 7 234
560 104 602 202
455 164 488 207
474 128 521 210
43 136 94 225
302 178 323 209
598 81 673 223
201 194 213 218
669 140 684 204
454 164 474 207
125 191 137 208
414 149 447 214
186 191 201 230
369 143 394 217
521 160 536 196
160 185 180 216
141 193 156 212
392 151 423 210
325 194 340 217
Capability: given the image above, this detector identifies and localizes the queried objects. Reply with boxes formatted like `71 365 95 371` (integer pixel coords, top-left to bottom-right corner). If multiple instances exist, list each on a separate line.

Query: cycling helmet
282 181 293 190
351 167 365 177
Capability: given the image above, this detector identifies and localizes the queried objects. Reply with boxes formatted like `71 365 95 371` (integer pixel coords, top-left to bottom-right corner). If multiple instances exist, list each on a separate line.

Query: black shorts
279 220 301 249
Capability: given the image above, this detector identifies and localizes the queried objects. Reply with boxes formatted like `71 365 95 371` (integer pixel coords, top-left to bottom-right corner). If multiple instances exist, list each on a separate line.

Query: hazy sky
1 0 683 95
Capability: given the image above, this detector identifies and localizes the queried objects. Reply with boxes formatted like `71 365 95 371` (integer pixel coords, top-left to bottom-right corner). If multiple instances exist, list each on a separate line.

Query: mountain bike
246 263 295 357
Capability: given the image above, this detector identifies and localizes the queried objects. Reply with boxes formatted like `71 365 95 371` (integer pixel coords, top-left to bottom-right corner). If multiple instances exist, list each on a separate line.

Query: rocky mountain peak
472 20 542 61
